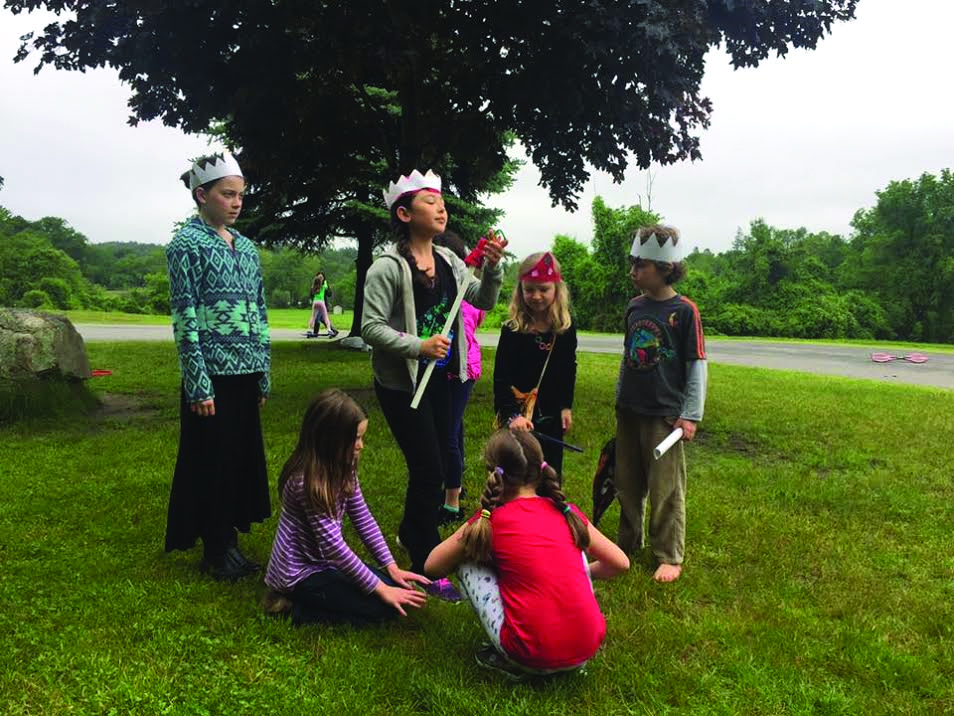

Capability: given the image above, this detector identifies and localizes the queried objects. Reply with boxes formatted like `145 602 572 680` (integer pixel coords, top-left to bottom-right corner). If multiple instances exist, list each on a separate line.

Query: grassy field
1 343 952 715
63 308 356 332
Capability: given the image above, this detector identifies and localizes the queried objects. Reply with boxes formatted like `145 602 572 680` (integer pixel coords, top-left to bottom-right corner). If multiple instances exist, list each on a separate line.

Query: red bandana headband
519 252 562 283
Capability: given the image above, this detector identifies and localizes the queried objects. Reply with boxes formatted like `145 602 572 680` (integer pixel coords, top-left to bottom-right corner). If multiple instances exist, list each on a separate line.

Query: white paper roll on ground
653 427 684 460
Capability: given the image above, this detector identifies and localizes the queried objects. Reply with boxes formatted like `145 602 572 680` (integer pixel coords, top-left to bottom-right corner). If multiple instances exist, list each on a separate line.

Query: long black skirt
164 373 271 554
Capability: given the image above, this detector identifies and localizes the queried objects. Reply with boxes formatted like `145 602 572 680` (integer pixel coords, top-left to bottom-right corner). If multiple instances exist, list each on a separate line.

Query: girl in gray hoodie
361 170 503 600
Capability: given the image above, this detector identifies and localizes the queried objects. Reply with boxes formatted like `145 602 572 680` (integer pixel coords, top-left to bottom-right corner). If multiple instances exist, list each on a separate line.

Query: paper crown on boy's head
185 152 244 192
630 226 684 263
520 252 562 283
383 169 442 209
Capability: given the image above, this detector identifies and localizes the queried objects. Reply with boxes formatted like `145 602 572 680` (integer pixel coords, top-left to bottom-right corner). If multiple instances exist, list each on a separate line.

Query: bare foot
653 563 682 583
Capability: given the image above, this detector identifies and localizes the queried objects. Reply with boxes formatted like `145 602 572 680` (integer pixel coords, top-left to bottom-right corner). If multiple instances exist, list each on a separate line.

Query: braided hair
459 429 589 563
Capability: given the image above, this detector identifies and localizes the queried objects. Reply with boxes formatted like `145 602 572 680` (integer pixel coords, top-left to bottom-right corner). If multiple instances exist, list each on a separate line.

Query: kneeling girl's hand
386 563 431 590
374 582 428 616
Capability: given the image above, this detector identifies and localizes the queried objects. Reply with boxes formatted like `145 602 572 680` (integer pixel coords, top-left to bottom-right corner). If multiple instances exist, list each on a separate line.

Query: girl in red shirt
425 430 629 680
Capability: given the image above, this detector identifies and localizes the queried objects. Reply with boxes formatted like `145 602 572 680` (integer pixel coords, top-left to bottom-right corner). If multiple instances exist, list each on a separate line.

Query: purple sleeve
345 478 395 571
306 493 383 594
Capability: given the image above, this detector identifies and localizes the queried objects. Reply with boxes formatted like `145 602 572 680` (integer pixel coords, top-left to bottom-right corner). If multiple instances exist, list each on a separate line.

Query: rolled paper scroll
653 427 684 460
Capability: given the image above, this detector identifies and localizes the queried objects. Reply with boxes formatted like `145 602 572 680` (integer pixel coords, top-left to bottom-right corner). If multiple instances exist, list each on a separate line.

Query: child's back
490 496 605 670
425 429 629 679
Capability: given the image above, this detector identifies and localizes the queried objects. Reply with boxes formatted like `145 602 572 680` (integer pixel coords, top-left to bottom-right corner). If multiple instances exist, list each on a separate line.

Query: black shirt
493 322 578 423
412 251 459 377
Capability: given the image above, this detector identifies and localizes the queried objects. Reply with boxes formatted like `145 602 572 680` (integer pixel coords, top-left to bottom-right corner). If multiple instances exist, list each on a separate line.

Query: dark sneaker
436 505 464 527
425 578 463 603
329 328 340 338
475 645 530 682
200 550 255 582
227 545 261 573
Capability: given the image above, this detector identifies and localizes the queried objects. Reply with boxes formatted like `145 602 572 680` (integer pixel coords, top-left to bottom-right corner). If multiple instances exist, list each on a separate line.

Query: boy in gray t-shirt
615 225 707 583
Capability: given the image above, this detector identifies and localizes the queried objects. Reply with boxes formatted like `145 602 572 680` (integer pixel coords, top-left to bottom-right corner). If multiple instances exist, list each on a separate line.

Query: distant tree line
0 207 358 315
555 170 954 343
3 168 952 343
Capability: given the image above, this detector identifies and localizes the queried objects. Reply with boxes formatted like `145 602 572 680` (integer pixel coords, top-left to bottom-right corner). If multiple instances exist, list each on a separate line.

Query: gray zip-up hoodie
361 244 503 392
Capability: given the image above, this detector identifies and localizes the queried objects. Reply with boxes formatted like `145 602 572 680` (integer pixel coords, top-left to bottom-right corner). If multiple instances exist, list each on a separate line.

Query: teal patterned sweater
166 217 271 402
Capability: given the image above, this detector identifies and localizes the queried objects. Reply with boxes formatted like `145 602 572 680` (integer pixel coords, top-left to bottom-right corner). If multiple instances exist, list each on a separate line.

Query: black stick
531 430 584 453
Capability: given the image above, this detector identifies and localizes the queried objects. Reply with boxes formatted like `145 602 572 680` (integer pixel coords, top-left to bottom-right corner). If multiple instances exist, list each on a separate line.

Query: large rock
0 308 92 381
338 335 371 352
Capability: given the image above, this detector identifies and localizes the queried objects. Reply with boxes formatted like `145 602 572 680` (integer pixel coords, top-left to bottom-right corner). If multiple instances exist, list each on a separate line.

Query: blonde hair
506 252 573 334
459 430 589 564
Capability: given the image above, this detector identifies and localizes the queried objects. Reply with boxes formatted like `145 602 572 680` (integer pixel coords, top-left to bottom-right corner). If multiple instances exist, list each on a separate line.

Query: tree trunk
349 222 375 336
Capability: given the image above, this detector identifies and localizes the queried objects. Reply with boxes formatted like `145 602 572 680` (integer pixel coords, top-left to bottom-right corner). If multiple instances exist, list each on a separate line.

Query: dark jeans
446 378 475 492
375 375 451 573
289 566 397 626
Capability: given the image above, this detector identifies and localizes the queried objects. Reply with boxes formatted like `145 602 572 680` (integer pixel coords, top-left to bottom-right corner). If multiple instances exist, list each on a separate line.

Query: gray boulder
338 334 371 352
0 308 92 381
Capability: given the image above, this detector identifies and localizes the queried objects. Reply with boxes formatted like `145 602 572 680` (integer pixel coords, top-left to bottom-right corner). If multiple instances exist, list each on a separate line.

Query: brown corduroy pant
614 407 687 565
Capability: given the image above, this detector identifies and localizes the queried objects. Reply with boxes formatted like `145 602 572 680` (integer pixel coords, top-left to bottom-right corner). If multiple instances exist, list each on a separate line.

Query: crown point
383 169 442 209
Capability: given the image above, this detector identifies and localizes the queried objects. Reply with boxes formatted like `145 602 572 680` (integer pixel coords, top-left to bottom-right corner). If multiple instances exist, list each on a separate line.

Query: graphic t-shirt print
626 315 676 371
417 296 455 368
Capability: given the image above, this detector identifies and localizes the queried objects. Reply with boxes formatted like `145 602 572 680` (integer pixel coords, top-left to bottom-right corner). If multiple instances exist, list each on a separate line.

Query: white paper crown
187 152 244 192
383 169 442 209
630 230 684 263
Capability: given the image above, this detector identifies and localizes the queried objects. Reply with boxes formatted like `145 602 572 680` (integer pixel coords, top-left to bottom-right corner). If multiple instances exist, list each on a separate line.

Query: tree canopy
8 0 858 330
847 170 954 342
10 0 858 207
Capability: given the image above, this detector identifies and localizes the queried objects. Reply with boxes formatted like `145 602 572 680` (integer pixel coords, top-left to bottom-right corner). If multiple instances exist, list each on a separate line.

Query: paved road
76 324 954 390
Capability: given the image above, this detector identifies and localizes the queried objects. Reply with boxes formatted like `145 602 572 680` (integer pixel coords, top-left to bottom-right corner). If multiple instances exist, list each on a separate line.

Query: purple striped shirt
265 473 395 594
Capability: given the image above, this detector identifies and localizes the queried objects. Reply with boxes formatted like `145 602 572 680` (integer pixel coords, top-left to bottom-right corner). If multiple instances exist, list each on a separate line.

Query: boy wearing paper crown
164 152 272 581
614 225 707 583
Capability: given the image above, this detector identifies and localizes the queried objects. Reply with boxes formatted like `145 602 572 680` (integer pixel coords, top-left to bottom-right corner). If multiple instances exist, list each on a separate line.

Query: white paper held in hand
653 428 684 460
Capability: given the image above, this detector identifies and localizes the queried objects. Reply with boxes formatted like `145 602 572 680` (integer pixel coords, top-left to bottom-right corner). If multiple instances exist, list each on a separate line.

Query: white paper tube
653 428 684 460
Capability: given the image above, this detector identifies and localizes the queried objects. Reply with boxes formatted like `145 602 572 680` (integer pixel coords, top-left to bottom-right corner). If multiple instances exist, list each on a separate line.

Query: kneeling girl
425 430 629 676
264 389 429 625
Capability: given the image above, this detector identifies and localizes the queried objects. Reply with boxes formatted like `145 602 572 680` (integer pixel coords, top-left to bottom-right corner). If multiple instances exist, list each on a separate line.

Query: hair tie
480 509 491 521
562 505 572 515
494 466 504 477
540 461 549 472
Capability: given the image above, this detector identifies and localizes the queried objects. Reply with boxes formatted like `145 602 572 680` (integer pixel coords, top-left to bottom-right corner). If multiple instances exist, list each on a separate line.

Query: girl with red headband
493 251 578 477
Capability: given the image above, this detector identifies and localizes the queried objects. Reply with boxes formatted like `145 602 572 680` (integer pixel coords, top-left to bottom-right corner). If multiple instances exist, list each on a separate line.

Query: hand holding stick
410 230 508 409
653 428 684 460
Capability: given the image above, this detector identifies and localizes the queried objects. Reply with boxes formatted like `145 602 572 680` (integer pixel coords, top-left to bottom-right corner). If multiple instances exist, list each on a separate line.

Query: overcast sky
2 1 952 258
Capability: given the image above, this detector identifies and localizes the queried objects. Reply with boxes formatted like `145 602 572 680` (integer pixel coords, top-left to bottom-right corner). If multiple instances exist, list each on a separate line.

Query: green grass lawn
64 308 356 332
1 344 952 715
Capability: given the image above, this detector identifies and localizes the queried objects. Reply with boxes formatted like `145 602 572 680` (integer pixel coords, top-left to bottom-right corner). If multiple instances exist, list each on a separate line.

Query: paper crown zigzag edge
383 169 442 209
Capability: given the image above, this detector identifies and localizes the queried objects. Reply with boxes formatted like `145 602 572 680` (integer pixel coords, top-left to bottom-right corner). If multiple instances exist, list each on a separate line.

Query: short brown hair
632 225 685 285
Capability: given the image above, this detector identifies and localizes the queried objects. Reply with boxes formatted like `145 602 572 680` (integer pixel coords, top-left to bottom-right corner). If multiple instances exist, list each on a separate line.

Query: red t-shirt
490 497 606 669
